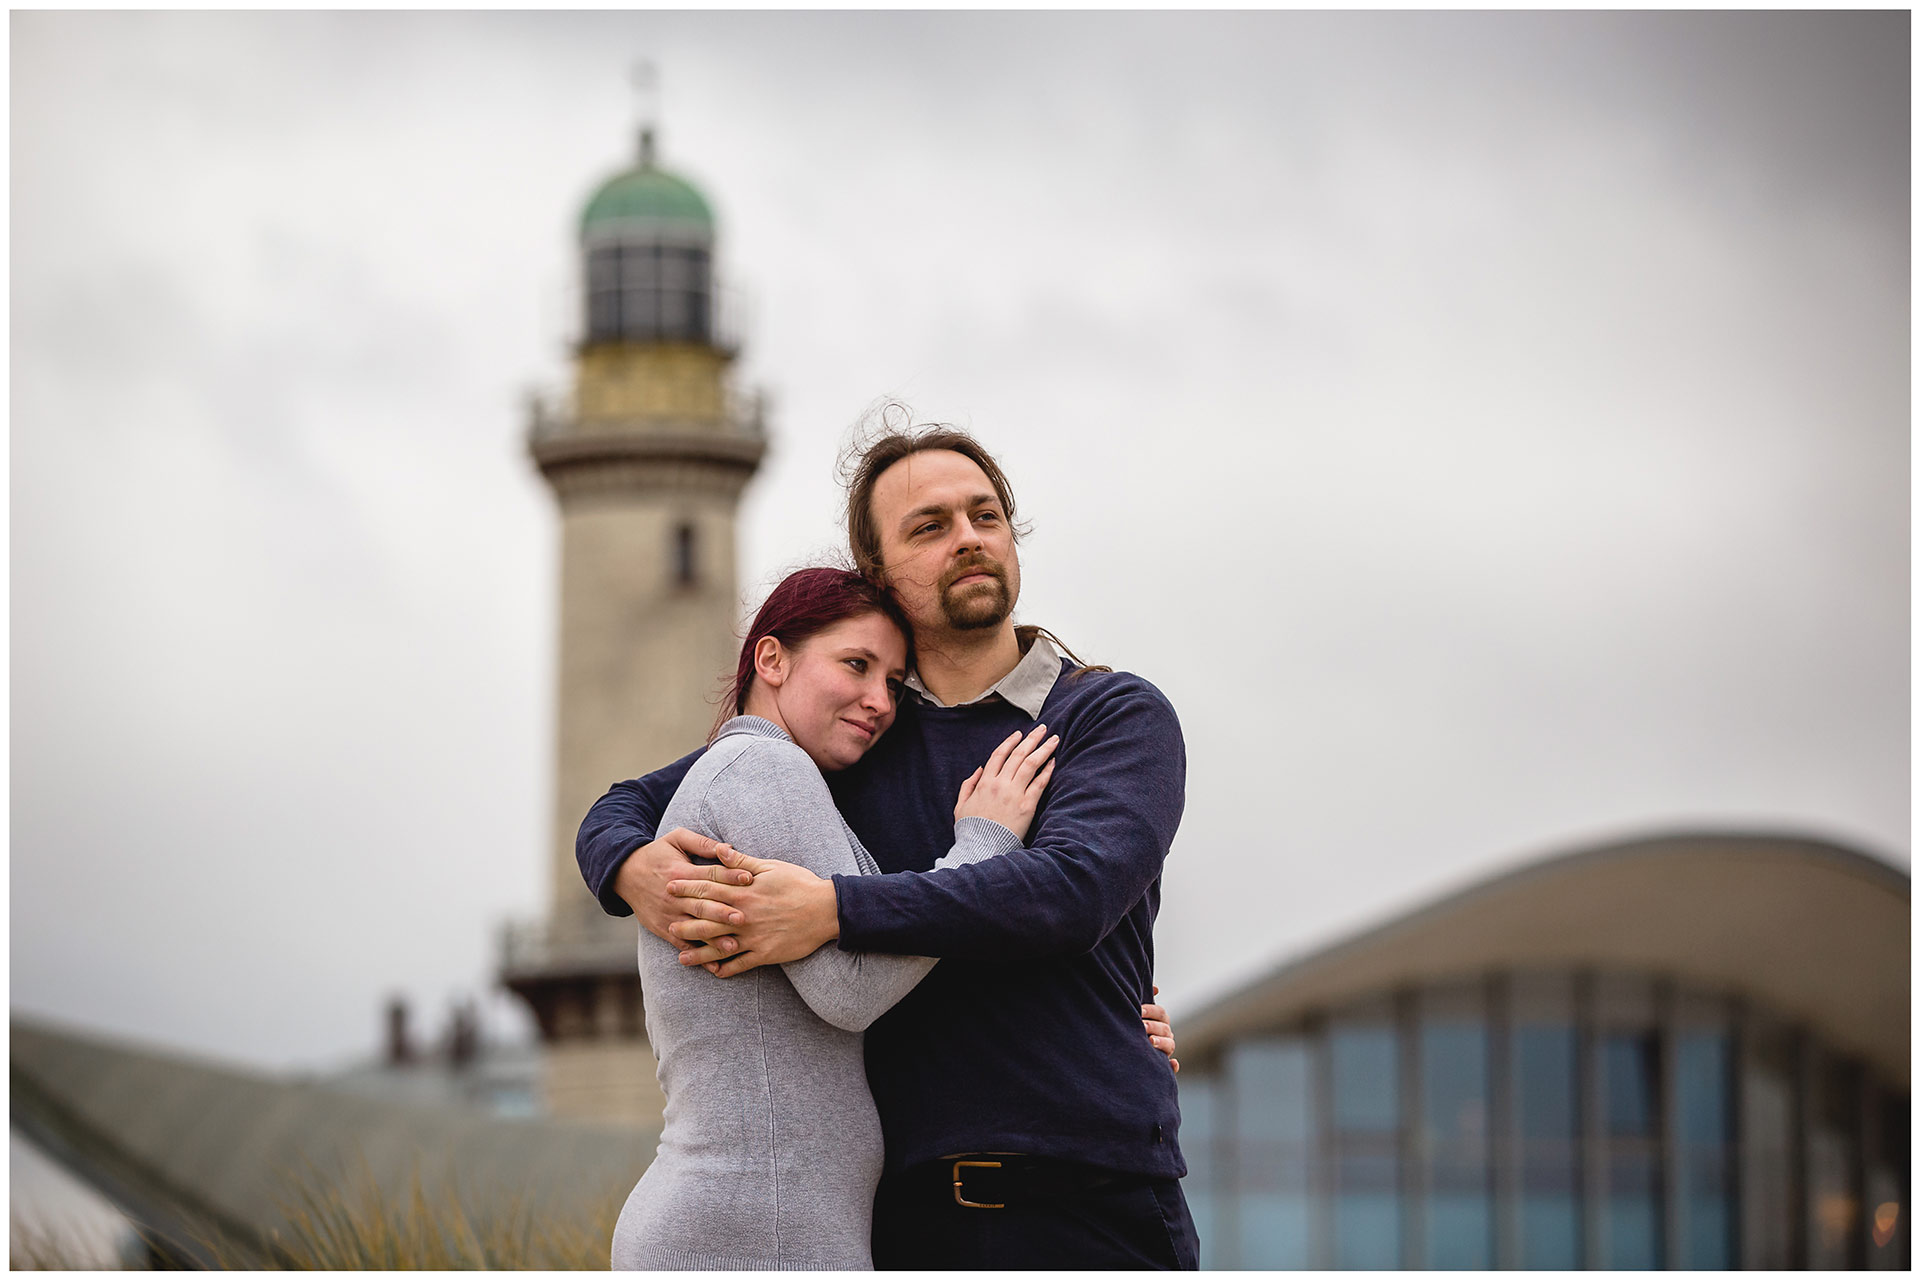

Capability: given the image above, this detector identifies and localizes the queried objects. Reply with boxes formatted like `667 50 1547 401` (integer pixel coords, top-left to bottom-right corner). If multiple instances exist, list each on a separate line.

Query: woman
611 567 1061 1270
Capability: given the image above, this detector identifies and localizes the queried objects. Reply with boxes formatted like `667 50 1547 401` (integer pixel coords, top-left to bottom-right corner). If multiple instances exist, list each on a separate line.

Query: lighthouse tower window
586 244 712 344
673 522 697 587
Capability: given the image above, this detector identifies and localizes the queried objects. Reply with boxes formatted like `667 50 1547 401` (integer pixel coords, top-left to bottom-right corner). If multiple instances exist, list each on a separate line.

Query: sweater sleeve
831 678 1185 960
704 743 1021 1033
575 749 705 918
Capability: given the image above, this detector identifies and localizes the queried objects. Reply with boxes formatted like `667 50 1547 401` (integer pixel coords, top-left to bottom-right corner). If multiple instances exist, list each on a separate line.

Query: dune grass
240 1160 623 1270
13 1160 625 1270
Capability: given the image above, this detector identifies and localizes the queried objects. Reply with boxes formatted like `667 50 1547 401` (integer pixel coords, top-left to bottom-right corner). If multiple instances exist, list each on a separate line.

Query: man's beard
937 556 1012 631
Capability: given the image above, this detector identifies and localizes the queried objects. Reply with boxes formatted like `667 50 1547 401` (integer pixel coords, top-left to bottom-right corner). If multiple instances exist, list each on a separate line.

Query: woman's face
764 612 909 772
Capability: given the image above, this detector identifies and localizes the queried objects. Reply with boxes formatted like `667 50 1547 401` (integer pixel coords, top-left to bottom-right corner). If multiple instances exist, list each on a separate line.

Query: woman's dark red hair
716 567 914 738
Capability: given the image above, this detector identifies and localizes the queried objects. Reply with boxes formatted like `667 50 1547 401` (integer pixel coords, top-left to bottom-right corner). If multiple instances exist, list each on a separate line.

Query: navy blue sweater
575 658 1187 1179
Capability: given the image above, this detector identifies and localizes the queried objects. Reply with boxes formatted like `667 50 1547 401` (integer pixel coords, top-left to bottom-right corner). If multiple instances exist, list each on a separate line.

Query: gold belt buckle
951 1159 1005 1209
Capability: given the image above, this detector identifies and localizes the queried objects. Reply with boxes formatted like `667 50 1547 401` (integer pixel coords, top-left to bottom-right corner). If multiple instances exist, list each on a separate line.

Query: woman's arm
701 741 1018 1033
780 819 1018 1033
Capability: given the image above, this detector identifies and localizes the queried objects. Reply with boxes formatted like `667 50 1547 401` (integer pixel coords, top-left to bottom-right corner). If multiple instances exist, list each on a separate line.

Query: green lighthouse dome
579 130 714 244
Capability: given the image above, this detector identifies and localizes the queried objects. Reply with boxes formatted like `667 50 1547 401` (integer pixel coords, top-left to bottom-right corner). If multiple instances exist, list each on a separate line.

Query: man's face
869 449 1021 636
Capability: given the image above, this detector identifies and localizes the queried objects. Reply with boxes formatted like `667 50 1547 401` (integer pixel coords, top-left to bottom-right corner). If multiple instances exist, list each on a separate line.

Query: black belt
894 1154 1128 1210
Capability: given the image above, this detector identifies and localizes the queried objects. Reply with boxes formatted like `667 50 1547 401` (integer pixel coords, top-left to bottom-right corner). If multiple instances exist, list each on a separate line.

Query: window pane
1176 1075 1219 1270
1676 1032 1733 1268
1331 1020 1398 1268
1423 1023 1488 1147
1811 1126 1860 1268
586 248 618 340
1515 1024 1576 1138
1603 1031 1658 1137
1331 1023 1397 1134
1521 1181 1581 1269
1513 1023 1579 1268
1742 1037 1795 1270
630 287 661 338
671 524 696 586
685 249 712 342
1607 1152 1661 1269
1334 1150 1399 1269
1427 1176 1490 1269
1180 1072 1216 1145
624 242 661 286
660 286 689 338
596 246 616 284
658 247 688 290
1810 1062 1862 1270
1868 1094 1907 1270
1600 1030 1662 1268
1234 1038 1313 1143
1421 1021 1489 1268
1228 1038 1313 1269
588 291 620 342
1240 1194 1311 1271
1866 1162 1903 1270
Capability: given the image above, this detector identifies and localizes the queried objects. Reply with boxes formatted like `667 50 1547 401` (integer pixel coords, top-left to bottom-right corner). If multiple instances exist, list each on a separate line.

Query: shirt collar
904 631 1063 718
713 714 791 744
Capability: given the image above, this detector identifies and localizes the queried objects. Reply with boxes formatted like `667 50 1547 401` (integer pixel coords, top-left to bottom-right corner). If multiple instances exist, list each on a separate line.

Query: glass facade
1180 1073 1221 1268
1598 1027 1662 1268
1512 1021 1580 1267
1809 1057 1863 1270
1226 1036 1315 1269
1742 1024 1796 1268
1418 993 1491 1269
1330 1012 1400 1268
1673 1029 1734 1269
1178 970 1908 1270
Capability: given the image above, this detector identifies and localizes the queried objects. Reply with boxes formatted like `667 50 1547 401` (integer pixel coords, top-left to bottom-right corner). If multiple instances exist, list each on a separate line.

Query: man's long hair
837 401 1108 674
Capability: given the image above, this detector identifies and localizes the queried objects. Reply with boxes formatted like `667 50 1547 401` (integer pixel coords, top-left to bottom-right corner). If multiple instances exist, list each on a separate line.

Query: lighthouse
503 116 765 1124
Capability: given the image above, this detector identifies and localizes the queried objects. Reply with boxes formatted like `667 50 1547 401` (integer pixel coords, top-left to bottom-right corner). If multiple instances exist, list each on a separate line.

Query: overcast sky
11 11 1909 1073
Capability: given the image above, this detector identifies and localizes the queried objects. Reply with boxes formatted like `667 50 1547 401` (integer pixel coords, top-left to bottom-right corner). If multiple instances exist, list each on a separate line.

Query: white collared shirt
903 631 1063 717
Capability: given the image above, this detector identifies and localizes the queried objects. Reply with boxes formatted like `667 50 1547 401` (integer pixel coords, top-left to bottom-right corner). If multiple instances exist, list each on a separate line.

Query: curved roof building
13 830 1906 1270
1173 830 1909 1270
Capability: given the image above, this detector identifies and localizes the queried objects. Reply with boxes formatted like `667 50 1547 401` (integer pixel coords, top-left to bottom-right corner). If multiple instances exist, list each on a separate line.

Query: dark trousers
870 1161 1199 1270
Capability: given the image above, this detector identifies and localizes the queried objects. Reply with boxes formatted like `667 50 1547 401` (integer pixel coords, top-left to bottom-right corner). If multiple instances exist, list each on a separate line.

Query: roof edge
1180 827 1909 1053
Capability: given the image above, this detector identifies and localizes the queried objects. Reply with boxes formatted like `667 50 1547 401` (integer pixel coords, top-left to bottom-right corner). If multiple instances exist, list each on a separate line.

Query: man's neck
912 622 1024 706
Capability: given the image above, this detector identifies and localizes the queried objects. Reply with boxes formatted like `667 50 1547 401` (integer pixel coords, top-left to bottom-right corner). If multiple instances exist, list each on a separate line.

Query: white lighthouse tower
502 113 765 1124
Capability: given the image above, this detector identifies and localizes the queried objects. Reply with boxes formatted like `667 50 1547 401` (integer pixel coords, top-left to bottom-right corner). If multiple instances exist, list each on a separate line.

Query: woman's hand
953 724 1060 842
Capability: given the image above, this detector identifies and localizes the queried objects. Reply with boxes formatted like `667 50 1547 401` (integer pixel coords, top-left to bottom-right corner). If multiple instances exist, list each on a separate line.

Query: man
577 423 1196 1269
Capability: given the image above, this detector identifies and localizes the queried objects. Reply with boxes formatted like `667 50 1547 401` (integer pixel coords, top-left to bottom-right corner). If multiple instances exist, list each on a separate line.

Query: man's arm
673 678 1183 968
699 743 1025 1032
833 680 1183 958
576 750 751 944
576 750 701 915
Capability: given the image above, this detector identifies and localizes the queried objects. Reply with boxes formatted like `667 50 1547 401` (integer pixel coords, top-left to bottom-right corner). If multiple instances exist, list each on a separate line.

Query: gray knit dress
610 716 1021 1271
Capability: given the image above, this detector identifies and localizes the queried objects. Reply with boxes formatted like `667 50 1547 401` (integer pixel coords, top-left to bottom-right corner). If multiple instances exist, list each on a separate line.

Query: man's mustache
939 556 1007 593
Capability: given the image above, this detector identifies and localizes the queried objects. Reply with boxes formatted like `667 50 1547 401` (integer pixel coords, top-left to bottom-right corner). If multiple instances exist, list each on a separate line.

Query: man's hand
1143 985 1179 1074
667 846 840 977
612 828 751 945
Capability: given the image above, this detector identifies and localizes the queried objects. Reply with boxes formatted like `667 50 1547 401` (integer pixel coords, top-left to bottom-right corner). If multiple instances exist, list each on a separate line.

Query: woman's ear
753 635 789 689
